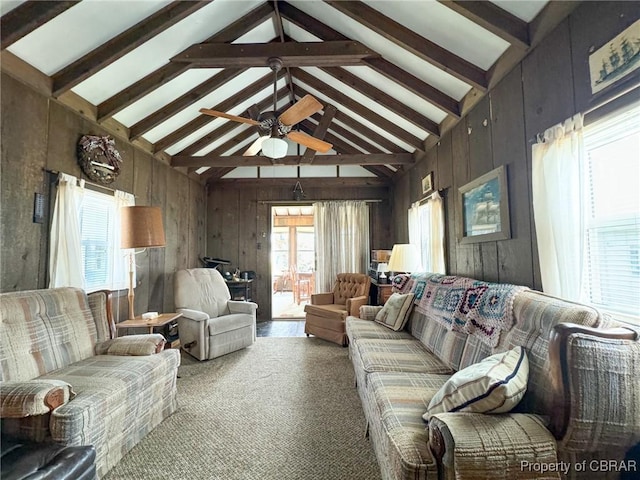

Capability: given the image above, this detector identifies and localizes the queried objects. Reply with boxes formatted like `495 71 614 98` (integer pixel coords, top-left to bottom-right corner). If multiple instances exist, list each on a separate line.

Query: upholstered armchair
174 268 257 361
304 273 371 346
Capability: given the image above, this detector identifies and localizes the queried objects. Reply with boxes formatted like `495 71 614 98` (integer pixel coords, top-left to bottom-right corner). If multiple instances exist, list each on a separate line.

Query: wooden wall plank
148 159 168 312
491 65 534 287
188 179 206 268
450 119 479 278
466 96 496 280
0 74 49 291
523 19 574 291
436 134 453 190
436 133 456 273
466 96 493 179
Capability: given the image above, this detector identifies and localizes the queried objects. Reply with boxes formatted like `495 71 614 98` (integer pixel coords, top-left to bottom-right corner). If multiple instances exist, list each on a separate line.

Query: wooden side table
116 312 183 348
225 279 253 301
370 279 393 305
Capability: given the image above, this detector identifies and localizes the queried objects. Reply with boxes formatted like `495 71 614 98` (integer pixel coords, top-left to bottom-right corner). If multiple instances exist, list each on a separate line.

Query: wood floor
256 320 306 337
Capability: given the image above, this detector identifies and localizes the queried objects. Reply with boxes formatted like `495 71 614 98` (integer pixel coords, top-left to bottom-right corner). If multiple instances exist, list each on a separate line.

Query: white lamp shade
261 137 288 159
387 244 421 272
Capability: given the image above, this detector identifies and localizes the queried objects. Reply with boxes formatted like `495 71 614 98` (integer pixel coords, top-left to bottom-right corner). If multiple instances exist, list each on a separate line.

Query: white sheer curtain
112 190 135 290
49 173 85 288
314 201 370 292
408 192 445 274
532 113 585 301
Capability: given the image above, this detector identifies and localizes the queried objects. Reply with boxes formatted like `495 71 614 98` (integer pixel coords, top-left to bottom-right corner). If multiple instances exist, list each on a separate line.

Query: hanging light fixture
261 58 289 159
261 136 288 159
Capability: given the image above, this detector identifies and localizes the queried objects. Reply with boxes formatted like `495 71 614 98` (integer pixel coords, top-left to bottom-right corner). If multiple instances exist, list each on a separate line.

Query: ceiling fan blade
286 131 333 153
199 108 259 126
243 136 268 156
278 95 323 126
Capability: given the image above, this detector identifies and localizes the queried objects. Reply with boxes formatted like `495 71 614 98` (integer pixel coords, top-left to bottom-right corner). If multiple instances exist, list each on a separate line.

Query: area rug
104 338 381 480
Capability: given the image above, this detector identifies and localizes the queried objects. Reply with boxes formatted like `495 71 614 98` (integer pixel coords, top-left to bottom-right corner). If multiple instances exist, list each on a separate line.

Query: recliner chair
304 273 371 346
174 268 257 361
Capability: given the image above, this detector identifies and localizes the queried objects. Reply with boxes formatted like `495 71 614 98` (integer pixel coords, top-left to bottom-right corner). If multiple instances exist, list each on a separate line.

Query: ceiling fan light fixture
261 137 288 159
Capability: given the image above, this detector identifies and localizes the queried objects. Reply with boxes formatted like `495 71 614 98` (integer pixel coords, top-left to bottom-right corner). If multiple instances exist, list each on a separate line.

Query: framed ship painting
458 165 511 244
589 19 640 95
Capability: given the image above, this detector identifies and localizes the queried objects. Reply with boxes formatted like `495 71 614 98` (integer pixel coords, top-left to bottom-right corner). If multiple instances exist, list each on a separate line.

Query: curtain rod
258 199 383 205
529 84 640 143
44 168 122 195
414 189 443 207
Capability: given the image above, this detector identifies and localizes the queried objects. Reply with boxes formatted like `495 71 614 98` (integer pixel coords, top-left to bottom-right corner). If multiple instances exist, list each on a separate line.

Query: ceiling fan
199 57 333 159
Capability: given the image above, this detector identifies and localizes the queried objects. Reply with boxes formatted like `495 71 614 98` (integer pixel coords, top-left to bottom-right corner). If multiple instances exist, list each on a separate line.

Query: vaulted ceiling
0 0 578 185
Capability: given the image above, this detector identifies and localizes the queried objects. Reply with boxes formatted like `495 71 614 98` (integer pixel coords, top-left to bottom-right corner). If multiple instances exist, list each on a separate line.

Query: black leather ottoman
1 438 96 480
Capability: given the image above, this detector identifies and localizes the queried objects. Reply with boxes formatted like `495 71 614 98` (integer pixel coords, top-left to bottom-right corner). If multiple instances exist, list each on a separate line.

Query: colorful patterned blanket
393 273 528 347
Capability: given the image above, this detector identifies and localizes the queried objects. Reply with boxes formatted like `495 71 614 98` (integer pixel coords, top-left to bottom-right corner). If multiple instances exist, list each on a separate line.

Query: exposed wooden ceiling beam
51 1 209 97
438 1 530 49
324 0 488 91
293 67 424 151
299 122 395 178
293 84 405 154
206 176 391 187
170 41 378 67
320 66 440 137
174 153 413 168
129 68 247 141
96 2 275 122
272 1 296 106
1 1 79 50
177 130 257 168
301 104 337 163
309 113 383 154
171 82 287 157
277 0 460 117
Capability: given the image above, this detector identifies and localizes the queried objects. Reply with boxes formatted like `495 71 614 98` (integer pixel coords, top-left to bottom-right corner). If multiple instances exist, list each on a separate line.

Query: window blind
582 102 640 317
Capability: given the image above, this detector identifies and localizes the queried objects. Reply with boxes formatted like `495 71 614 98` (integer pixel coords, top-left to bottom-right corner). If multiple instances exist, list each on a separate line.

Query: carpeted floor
104 338 381 480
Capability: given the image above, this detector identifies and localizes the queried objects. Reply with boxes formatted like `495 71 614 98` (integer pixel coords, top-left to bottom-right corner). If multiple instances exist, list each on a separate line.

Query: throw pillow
374 292 414 331
423 346 529 420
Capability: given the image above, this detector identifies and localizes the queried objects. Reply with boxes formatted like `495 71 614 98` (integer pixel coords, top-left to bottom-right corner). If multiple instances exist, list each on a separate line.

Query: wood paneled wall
0 74 207 321
391 1 639 291
206 180 391 320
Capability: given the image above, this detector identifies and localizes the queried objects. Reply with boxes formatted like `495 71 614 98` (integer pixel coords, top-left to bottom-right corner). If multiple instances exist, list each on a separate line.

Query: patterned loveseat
347 273 640 480
0 288 180 478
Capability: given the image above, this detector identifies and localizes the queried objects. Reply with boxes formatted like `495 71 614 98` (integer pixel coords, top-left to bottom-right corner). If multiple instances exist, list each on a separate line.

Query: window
582 101 640 320
49 173 133 291
80 189 129 291
408 193 445 274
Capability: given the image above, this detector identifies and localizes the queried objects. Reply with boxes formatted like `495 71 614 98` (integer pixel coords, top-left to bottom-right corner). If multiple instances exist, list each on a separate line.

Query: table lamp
387 244 421 277
121 206 166 320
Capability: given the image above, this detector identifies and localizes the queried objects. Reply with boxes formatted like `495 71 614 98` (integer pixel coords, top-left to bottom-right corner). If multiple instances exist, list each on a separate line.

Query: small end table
116 312 183 348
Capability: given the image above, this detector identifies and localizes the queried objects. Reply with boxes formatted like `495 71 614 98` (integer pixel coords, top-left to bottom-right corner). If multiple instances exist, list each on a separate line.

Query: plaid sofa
347 274 640 480
0 288 180 478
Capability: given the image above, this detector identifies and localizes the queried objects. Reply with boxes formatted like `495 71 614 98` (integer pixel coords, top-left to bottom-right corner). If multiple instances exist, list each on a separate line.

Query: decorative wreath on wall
77 134 122 184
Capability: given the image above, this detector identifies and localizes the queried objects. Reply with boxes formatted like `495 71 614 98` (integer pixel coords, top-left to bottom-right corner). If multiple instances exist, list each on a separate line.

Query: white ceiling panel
8 0 172 75
339 165 378 177
491 0 549 22
0 0 26 15
113 68 222 126
296 78 417 153
142 67 272 143
364 0 510 70
288 0 472 100
72 1 267 103
301 67 430 140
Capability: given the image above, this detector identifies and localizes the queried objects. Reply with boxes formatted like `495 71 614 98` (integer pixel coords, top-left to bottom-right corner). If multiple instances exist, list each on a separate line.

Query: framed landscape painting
458 165 511 244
